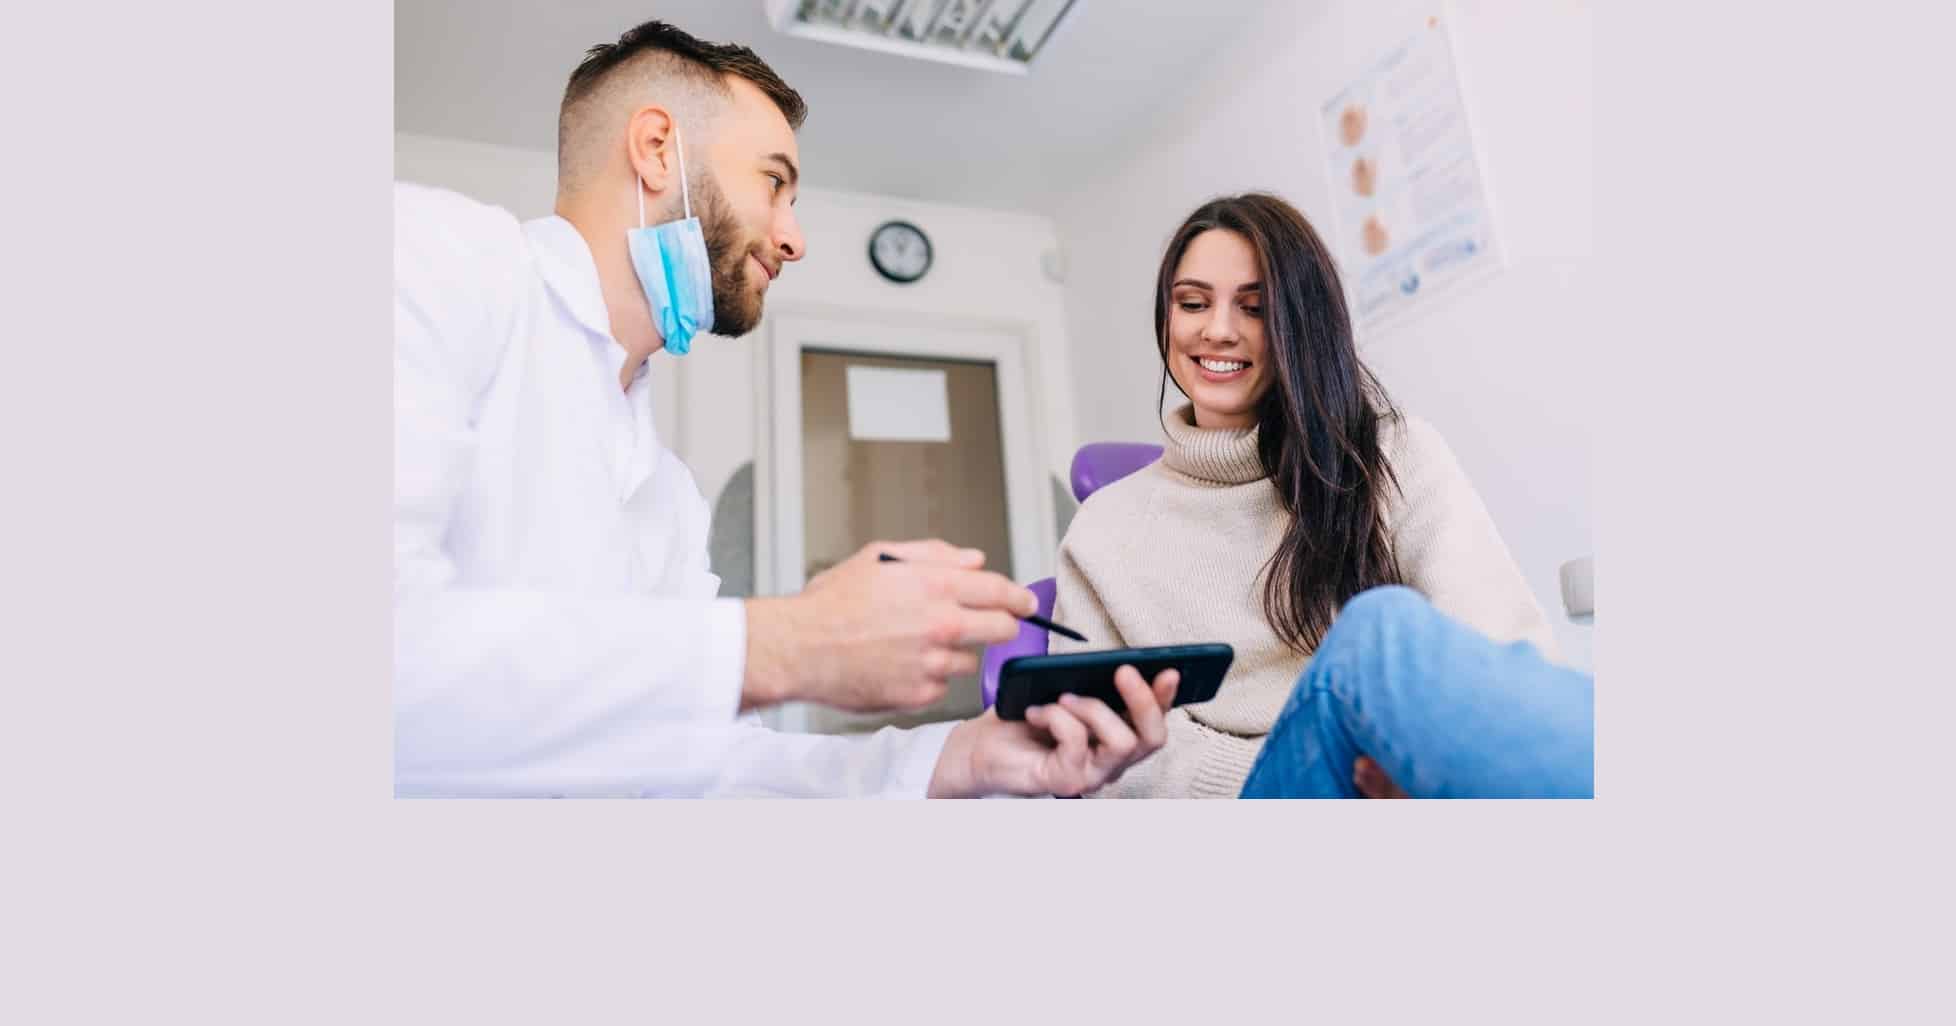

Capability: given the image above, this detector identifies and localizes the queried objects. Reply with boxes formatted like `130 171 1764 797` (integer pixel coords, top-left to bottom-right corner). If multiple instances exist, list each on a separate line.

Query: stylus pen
876 552 1089 642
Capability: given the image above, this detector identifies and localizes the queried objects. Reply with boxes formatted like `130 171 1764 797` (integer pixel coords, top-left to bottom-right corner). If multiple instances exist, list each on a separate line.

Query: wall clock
868 220 932 284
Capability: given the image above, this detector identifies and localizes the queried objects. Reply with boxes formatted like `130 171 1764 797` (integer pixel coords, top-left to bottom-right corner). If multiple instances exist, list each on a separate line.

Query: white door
756 313 1056 734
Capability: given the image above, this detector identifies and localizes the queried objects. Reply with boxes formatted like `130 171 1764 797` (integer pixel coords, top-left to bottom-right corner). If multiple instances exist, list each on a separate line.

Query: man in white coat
394 19 1178 797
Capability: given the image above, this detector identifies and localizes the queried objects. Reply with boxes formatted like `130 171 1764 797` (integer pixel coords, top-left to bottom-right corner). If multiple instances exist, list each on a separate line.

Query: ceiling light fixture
765 0 1079 75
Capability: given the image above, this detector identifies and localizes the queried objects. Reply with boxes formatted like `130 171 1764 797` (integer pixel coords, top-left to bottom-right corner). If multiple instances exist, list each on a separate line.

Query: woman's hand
928 666 1179 798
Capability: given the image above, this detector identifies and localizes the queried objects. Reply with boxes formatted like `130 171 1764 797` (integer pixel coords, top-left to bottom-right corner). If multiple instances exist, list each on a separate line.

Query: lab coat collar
523 214 614 343
524 215 657 388
525 214 661 504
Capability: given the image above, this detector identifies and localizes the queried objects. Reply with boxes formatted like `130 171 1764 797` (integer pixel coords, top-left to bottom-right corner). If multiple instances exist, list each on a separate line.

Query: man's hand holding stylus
740 539 1034 713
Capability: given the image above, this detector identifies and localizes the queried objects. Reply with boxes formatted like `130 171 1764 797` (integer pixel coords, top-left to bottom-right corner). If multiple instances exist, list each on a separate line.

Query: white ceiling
395 0 1282 214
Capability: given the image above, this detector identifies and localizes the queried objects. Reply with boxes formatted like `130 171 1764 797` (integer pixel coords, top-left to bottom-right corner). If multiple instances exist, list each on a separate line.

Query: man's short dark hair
561 20 806 143
555 20 807 193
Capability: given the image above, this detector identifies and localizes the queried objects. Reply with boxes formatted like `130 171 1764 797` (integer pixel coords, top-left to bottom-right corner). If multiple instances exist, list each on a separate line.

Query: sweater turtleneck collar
1159 402 1267 485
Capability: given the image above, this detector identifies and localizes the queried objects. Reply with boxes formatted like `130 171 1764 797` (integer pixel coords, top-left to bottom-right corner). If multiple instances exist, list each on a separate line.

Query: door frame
753 307 1057 733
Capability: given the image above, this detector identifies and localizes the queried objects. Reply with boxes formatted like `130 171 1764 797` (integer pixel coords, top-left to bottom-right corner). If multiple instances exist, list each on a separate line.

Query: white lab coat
393 183 954 797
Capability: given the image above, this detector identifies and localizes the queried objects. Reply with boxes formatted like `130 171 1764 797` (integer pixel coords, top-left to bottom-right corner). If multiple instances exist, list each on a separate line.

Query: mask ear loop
675 123 691 220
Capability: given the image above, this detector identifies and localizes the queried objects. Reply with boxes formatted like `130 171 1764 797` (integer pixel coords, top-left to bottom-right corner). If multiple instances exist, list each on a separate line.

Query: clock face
869 221 932 283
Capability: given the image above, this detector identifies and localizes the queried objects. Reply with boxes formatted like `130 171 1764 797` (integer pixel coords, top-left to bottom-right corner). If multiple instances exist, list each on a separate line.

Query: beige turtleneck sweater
1052 403 1555 799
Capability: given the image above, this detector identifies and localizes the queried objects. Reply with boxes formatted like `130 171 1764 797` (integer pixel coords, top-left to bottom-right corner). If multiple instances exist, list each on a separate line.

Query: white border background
4 1 1951 1021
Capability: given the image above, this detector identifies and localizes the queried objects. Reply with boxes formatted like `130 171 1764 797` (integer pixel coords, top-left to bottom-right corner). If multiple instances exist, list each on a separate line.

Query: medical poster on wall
1320 13 1502 330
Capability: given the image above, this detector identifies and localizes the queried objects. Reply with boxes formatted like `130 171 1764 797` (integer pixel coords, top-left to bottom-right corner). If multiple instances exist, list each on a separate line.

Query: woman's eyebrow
1171 278 1262 293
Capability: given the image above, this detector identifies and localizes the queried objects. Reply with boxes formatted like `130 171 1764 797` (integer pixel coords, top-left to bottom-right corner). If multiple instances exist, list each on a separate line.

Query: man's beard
693 172 763 337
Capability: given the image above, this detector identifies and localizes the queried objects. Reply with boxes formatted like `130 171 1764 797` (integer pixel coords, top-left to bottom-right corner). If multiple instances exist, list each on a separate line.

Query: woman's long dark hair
1154 193 1404 653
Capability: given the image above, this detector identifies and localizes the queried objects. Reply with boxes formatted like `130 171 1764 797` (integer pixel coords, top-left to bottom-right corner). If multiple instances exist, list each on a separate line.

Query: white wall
394 132 561 221
395 130 1081 571
1052 0 1593 668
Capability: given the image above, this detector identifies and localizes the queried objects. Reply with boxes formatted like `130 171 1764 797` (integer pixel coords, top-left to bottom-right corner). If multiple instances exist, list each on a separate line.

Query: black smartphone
994 644 1234 722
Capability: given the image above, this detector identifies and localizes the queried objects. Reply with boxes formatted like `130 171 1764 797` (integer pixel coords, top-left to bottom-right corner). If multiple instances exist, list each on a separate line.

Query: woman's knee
1332 586 1431 641
1289 587 1434 699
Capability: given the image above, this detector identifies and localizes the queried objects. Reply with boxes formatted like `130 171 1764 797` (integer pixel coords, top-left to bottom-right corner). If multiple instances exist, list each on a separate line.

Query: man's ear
625 105 679 196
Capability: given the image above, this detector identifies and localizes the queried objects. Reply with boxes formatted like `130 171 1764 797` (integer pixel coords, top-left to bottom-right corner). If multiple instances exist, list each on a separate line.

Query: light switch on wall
1559 556 1593 623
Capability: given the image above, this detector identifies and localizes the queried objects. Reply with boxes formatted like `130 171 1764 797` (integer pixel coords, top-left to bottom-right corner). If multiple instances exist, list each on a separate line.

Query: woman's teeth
1198 358 1247 373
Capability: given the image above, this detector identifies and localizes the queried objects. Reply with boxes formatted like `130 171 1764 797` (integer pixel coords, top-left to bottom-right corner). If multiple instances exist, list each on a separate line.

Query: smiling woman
1163 227 1272 430
1045 191 1556 799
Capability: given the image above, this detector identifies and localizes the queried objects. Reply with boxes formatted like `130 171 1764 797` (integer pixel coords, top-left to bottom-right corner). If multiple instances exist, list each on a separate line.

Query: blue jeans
1239 587 1594 798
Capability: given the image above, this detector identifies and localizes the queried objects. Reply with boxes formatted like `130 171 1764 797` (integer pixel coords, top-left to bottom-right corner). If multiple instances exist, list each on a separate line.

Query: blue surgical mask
627 125 714 356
